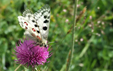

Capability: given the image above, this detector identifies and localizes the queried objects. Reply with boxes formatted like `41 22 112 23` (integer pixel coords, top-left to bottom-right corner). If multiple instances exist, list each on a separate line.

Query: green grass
0 0 113 71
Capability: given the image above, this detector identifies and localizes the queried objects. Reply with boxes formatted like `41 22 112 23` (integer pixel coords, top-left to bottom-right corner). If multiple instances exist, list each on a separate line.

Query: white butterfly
18 5 50 47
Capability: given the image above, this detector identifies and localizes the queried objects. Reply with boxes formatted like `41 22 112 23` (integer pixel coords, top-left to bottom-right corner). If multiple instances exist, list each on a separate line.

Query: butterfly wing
34 5 50 44
18 10 42 42
18 5 50 46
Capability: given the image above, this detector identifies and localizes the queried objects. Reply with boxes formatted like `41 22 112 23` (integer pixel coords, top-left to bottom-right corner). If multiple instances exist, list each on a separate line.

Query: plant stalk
66 0 78 71
14 64 22 71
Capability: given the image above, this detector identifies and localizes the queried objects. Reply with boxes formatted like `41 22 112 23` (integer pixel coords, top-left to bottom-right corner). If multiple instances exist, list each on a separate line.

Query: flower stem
66 0 78 71
14 64 22 71
32 67 35 71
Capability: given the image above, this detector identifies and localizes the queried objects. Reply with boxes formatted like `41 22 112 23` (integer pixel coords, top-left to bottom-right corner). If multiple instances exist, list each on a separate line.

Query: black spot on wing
32 20 35 22
43 26 47 30
48 11 50 13
44 15 47 19
37 30 40 33
28 15 31 18
44 20 49 23
34 24 39 27
42 11 45 15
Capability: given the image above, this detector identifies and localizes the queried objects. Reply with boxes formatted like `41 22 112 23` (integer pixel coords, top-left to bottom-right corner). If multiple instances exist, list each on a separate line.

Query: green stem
14 64 22 71
66 0 78 71
32 67 35 71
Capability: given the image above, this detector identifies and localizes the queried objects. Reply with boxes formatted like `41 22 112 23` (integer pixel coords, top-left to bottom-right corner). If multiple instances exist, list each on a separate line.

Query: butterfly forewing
18 5 50 46
18 10 42 41
34 5 50 40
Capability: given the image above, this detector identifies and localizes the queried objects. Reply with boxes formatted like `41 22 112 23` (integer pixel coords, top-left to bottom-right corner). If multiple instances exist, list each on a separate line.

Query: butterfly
18 5 50 47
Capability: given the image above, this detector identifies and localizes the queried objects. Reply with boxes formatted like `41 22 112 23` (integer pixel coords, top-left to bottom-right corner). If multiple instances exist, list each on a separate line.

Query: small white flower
91 30 94 32
80 38 83 42
102 22 104 25
63 9 67 12
97 7 100 9
97 21 101 24
65 19 69 23
75 39 78 42
89 16 92 19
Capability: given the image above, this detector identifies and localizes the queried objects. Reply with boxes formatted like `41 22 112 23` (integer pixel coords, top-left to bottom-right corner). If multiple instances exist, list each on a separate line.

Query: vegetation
0 0 113 71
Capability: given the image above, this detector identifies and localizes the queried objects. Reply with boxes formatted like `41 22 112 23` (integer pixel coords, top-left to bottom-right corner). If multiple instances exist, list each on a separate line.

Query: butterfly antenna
24 2 27 10
48 41 58 44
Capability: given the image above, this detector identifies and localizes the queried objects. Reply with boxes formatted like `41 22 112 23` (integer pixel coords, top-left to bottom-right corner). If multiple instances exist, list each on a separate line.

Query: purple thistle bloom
15 39 50 67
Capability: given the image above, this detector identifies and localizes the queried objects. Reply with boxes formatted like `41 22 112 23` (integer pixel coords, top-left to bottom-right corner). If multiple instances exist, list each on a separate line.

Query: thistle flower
15 39 50 67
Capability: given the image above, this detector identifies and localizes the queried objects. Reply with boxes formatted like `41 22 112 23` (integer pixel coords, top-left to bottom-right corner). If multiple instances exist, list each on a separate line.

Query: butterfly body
18 5 50 47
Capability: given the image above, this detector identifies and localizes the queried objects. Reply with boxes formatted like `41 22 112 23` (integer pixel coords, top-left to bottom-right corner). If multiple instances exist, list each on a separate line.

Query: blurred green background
0 0 113 71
